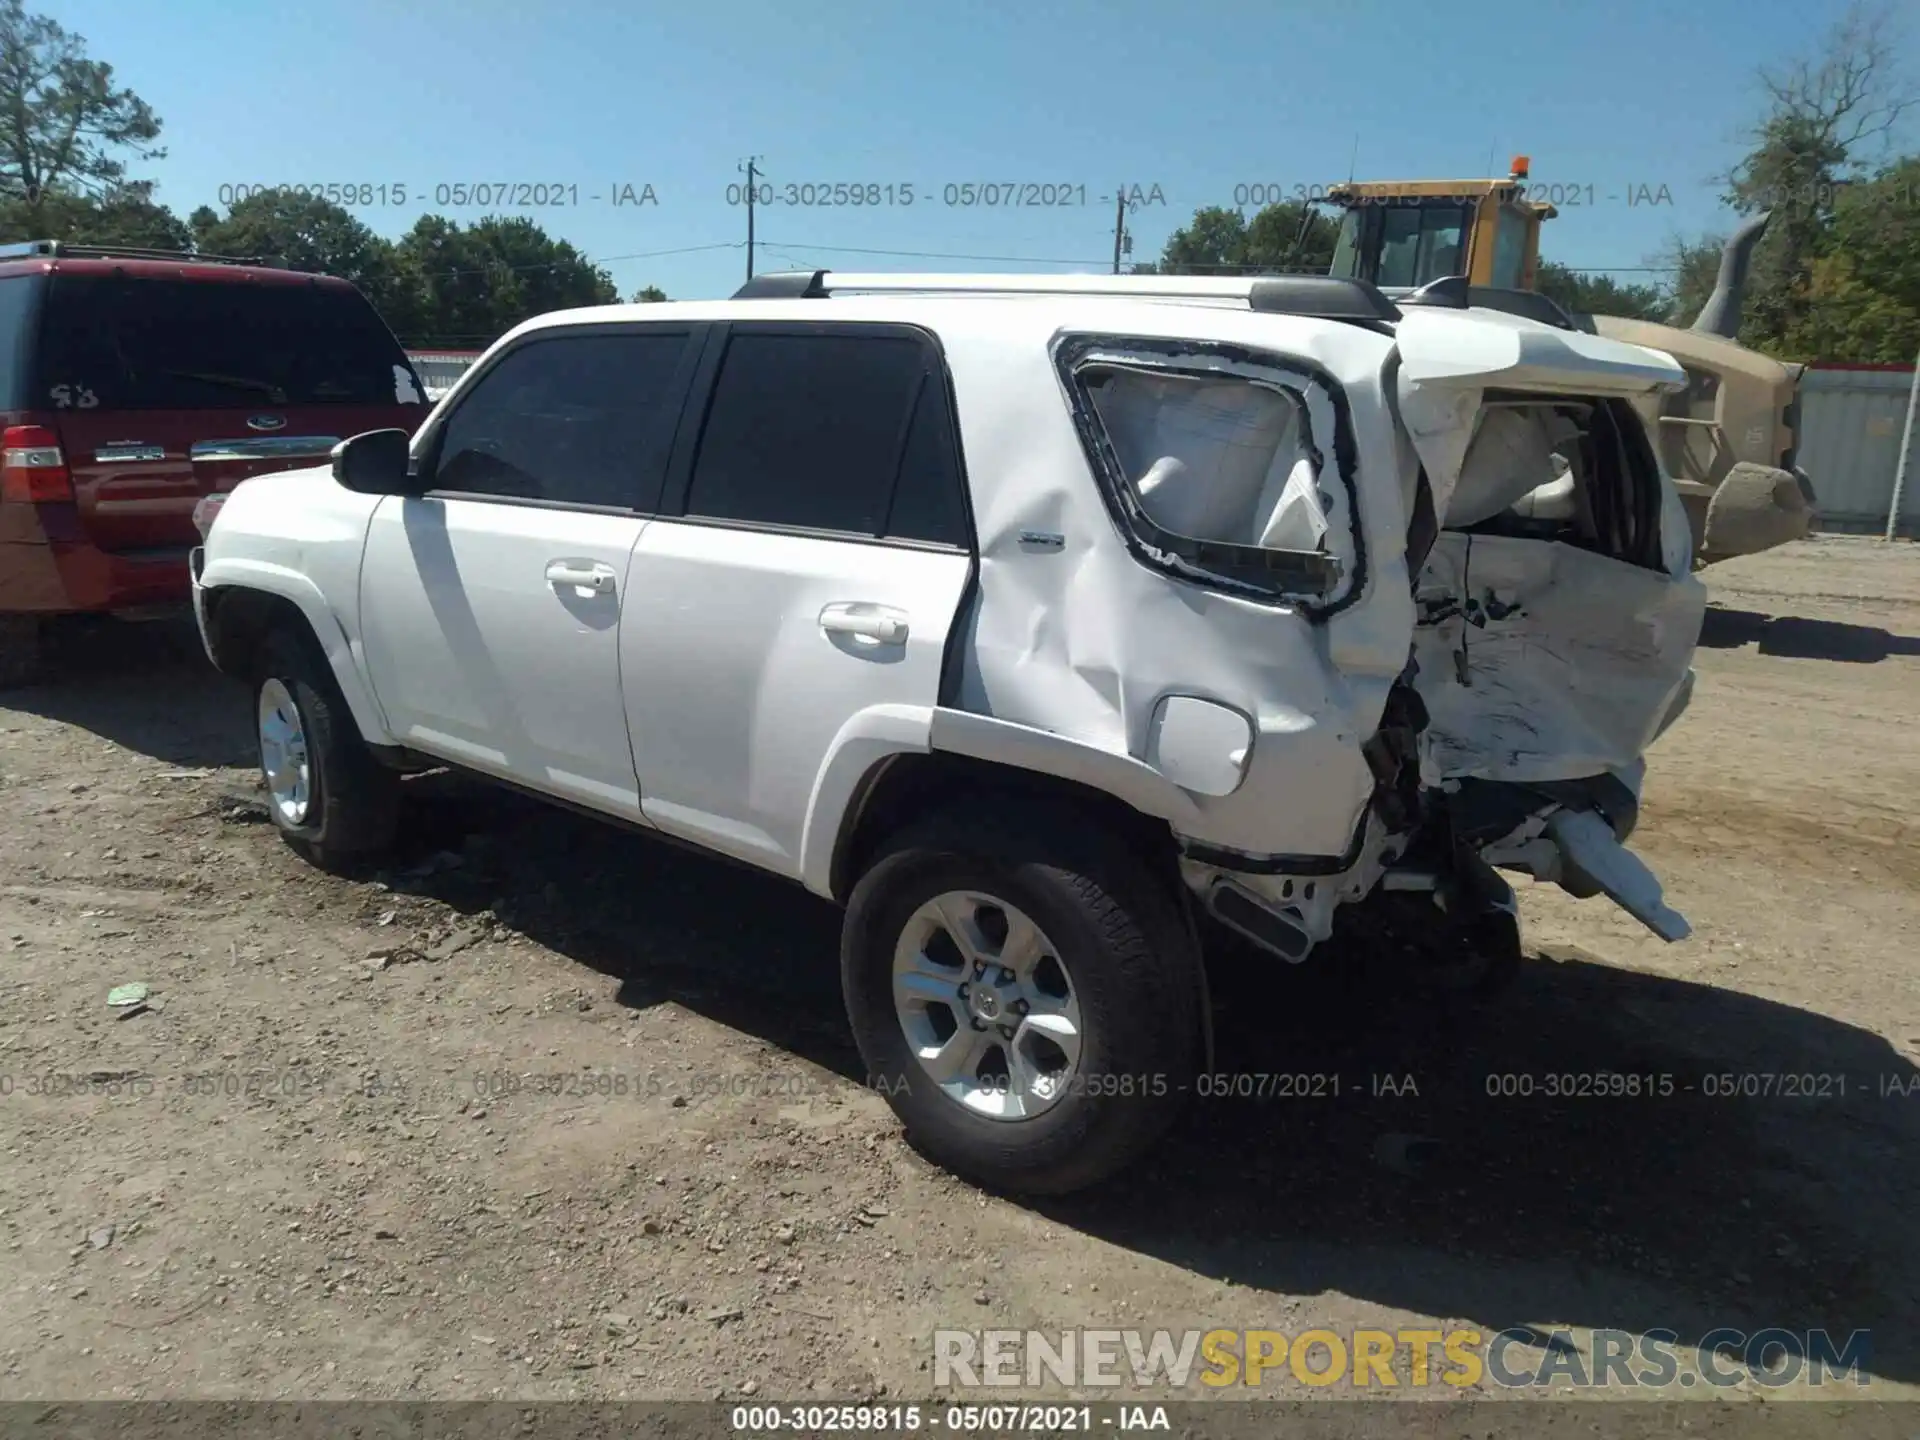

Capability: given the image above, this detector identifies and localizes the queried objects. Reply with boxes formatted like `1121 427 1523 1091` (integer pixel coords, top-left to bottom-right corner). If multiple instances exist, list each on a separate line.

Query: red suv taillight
1 425 73 503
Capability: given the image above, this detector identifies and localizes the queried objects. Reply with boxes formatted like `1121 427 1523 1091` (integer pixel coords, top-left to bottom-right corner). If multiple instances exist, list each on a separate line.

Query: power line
764 239 1678 274
759 240 1127 266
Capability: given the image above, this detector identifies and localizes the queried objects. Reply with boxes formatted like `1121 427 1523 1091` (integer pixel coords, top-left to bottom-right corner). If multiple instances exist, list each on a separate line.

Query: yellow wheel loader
1312 158 1814 564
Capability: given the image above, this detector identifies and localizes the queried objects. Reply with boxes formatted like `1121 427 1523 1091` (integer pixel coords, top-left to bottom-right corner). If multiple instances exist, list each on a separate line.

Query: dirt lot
1 536 1916 1403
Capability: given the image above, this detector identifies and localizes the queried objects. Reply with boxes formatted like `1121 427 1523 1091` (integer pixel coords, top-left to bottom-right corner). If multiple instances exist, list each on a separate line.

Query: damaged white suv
191 270 1704 1194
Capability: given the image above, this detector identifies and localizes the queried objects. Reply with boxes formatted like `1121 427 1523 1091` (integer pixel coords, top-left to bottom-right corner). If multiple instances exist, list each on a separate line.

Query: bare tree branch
1749 0 1916 157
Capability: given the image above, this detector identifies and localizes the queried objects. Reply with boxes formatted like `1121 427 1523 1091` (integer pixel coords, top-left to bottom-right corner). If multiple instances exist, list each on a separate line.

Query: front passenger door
358 325 701 818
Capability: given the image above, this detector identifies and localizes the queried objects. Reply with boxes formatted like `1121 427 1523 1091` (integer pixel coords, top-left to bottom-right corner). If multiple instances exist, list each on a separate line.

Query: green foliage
631 285 668 302
0 181 187 249
1534 261 1671 322
1779 157 1920 363
0 0 163 209
388 213 619 344
1156 202 1336 275
192 189 408 315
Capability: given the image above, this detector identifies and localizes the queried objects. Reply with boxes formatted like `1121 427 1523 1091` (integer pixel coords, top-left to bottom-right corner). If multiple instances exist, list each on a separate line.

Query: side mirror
331 429 414 495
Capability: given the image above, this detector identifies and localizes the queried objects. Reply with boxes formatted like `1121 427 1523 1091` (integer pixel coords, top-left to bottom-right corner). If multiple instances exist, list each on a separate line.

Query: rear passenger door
621 322 974 877
358 324 702 816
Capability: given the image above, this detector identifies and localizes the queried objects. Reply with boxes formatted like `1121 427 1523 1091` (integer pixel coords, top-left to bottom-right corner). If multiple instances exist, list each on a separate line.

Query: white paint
618 521 971 875
1143 696 1254 798
196 282 1709 946
1548 807 1691 941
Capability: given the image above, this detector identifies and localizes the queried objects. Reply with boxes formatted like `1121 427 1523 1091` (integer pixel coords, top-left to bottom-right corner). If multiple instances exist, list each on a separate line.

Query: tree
1780 154 1920 362
1156 202 1336 275
0 0 163 224
631 285 668 302
191 190 409 318
0 180 187 248
393 214 619 346
1722 1 1916 349
1535 260 1672 322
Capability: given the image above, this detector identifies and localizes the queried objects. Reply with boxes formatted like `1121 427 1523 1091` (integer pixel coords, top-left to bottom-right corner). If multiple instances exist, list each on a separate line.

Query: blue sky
43 0 1888 309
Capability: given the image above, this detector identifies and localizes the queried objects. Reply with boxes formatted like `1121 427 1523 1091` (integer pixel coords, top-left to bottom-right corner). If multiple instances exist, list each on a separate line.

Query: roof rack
731 269 1403 322
0 239 273 267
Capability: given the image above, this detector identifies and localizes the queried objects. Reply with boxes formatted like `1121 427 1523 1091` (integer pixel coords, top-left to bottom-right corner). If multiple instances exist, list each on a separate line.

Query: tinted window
883 380 970 546
0 276 39 410
36 275 421 409
434 332 691 509
686 332 930 536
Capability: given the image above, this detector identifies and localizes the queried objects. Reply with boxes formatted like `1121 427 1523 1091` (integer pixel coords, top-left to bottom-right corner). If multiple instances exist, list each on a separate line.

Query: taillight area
1 425 73 503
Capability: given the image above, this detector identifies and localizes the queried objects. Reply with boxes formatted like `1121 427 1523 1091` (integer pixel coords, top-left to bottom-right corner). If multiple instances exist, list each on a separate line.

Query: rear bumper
0 536 193 615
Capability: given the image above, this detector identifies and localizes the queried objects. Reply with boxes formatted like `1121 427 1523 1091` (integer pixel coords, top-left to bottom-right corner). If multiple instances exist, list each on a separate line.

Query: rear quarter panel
934 305 1417 863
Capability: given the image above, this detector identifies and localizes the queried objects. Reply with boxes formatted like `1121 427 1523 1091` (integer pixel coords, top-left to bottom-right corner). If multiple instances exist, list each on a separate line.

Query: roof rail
733 269 828 299
0 239 273 267
1393 277 1575 330
731 269 1403 322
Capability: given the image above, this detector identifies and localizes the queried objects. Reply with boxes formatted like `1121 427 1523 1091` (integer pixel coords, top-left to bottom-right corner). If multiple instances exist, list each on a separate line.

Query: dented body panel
1410 534 1705 786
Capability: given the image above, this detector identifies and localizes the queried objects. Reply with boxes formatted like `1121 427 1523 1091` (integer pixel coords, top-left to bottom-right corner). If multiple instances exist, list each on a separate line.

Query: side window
432 331 691 508
883 380 970 546
684 330 966 544
1490 205 1531 289
1060 336 1357 612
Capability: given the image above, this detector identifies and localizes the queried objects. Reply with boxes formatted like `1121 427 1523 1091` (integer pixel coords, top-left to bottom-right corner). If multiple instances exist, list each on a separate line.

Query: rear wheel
254 630 398 870
842 808 1201 1194
0 616 44 689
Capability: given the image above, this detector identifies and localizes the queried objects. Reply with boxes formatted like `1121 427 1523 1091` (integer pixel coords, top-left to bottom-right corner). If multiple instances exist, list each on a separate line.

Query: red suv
0 241 430 685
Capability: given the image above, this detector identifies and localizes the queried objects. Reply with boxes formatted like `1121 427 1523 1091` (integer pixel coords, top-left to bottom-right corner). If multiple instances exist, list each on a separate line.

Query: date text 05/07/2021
215 182 657 208
1229 181 1677 209
723 181 1168 209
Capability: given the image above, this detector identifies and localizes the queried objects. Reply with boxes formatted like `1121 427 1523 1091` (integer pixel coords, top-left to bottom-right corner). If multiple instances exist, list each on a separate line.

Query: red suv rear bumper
0 532 191 615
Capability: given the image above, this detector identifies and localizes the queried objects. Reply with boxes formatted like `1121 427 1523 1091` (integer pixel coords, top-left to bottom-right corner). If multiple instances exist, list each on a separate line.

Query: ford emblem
246 414 287 432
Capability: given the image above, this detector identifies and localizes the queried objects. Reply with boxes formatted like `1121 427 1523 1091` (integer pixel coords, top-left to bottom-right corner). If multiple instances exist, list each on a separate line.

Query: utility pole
1112 186 1127 274
1889 340 1919 540
740 157 763 283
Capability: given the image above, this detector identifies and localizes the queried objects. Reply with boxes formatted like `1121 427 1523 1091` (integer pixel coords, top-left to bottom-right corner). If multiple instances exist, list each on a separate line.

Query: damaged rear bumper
1184 773 1689 967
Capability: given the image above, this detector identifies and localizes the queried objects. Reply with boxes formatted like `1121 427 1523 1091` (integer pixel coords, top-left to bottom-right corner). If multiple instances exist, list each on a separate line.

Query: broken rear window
1058 336 1361 612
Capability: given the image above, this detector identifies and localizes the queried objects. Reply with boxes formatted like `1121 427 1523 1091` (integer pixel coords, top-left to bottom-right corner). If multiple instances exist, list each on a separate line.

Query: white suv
192 270 1705 1193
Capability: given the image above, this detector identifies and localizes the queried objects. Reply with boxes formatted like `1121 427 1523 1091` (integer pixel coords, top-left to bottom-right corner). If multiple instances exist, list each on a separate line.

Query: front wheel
842 809 1201 1194
254 630 398 871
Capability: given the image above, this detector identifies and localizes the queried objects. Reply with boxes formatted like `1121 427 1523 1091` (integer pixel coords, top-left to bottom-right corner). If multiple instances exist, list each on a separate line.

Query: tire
842 806 1202 1195
0 616 45 690
254 628 398 871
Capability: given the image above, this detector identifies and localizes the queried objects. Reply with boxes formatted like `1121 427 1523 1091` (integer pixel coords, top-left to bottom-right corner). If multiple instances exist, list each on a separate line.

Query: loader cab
1321 161 1554 292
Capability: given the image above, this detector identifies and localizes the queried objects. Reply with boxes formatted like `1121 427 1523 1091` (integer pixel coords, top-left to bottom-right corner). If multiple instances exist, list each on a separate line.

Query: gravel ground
1 536 1916 1403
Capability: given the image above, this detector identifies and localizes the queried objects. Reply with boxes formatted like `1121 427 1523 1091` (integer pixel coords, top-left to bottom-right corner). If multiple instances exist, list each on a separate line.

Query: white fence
1799 365 1918 539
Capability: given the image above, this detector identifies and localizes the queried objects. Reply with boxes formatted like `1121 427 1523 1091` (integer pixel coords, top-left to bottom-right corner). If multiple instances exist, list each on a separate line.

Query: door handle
546 560 616 595
819 602 909 644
